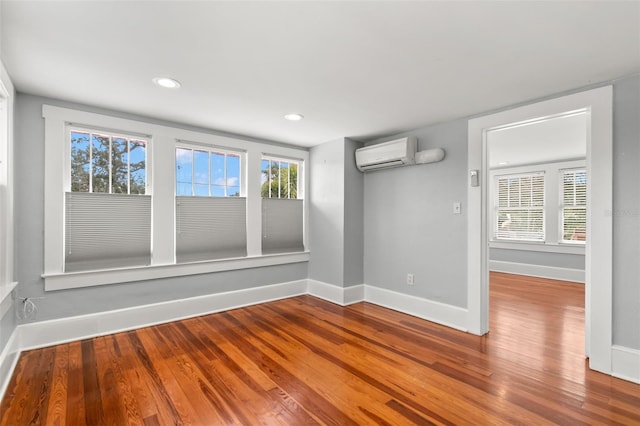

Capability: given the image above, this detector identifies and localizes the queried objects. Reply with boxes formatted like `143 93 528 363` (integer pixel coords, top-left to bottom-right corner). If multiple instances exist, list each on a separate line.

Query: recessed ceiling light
153 77 181 89
498 161 509 166
284 113 304 121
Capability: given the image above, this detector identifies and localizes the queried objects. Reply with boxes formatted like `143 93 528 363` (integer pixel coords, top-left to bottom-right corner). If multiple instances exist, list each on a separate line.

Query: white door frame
467 86 613 374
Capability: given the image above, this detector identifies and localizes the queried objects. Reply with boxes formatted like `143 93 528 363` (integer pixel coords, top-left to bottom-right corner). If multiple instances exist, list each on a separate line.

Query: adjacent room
0 1 638 424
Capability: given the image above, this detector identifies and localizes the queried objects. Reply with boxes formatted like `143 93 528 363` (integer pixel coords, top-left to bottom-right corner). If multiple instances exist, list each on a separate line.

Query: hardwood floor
1 272 639 425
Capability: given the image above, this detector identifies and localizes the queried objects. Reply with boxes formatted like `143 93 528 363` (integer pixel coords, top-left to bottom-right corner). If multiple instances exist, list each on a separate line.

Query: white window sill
42 252 310 291
489 241 585 255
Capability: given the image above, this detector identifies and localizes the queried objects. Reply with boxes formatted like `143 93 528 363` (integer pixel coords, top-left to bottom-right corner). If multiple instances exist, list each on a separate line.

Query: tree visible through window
71 130 146 194
261 158 298 198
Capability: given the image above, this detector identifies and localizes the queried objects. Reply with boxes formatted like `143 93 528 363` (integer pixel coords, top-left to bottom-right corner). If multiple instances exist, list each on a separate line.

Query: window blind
65 192 151 272
262 198 304 254
495 173 545 241
176 196 247 263
561 169 586 242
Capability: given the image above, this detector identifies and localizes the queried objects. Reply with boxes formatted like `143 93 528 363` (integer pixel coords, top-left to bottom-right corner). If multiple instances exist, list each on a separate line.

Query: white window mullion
208 151 212 197
88 132 93 193
108 136 112 194
223 153 228 197
127 139 131 195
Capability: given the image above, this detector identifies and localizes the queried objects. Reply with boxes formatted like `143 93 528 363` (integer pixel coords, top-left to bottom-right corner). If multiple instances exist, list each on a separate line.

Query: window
70 130 146 194
561 169 586 243
261 157 304 254
261 158 297 198
65 128 151 272
0 80 13 299
495 172 545 242
44 105 309 290
176 147 241 196
175 145 246 263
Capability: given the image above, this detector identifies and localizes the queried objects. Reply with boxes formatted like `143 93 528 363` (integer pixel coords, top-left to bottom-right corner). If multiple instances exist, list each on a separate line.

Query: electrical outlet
407 273 414 286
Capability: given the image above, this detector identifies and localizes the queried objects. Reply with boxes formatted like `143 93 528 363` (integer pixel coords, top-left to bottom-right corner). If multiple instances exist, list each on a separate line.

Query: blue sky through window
176 147 241 197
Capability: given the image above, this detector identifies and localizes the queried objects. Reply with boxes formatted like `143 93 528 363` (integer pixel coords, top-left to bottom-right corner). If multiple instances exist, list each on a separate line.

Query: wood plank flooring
1 272 639 425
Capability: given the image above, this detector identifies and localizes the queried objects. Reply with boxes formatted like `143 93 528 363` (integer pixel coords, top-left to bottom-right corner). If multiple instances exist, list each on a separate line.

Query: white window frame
175 141 246 197
67 126 150 195
261 155 301 200
43 106 309 291
559 167 587 245
489 160 586 254
0 65 17 308
493 171 545 242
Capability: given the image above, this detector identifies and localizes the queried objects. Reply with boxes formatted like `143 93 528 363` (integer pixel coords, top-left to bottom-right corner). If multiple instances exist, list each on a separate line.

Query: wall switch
407 273 414 285
453 202 462 214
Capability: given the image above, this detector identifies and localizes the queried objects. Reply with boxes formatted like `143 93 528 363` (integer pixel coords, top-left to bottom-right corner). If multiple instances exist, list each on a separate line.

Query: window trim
43 105 309 291
559 167 587 245
261 155 301 200
67 125 150 195
493 171 545 242
0 65 17 307
488 159 586 255
175 141 246 198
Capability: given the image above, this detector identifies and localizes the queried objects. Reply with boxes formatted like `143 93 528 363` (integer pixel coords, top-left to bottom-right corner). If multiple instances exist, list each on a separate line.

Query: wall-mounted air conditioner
355 137 417 172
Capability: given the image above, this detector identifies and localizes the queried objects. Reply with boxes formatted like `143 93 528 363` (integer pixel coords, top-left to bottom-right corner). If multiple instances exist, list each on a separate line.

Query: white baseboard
4 276 637 403
307 279 364 306
490 260 585 283
611 345 640 384
18 279 307 351
364 286 468 332
0 330 20 402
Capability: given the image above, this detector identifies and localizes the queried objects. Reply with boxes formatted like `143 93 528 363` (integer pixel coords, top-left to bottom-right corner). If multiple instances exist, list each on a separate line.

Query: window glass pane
227 154 240 197
91 134 110 193
176 147 193 196
211 152 225 196
129 140 146 195
575 171 586 205
561 169 586 243
194 150 209 196
495 173 544 242
261 159 270 197
70 131 90 192
261 158 298 199
289 163 298 199
111 137 128 194
279 162 289 198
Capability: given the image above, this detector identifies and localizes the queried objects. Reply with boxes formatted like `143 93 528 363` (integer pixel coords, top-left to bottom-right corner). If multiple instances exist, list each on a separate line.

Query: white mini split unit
355 136 445 172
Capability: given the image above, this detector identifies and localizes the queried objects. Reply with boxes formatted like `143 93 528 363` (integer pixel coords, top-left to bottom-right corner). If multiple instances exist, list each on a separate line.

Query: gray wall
612 74 640 349
343 138 364 286
14 93 308 322
308 137 364 287
0 296 15 352
309 139 345 285
362 73 640 349
363 120 468 307
490 249 585 270
9 75 640 352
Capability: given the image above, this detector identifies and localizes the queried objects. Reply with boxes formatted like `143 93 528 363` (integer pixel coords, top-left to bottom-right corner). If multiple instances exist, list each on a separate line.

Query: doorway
486 111 587 356
467 86 613 374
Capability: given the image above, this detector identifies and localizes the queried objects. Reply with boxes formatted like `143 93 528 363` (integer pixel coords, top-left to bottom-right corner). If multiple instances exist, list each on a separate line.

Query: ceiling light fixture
284 113 304 121
498 161 509 166
153 77 181 89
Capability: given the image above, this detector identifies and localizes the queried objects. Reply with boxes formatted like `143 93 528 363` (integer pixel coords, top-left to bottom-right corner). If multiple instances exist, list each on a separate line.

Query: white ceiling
488 112 587 169
1 1 639 148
